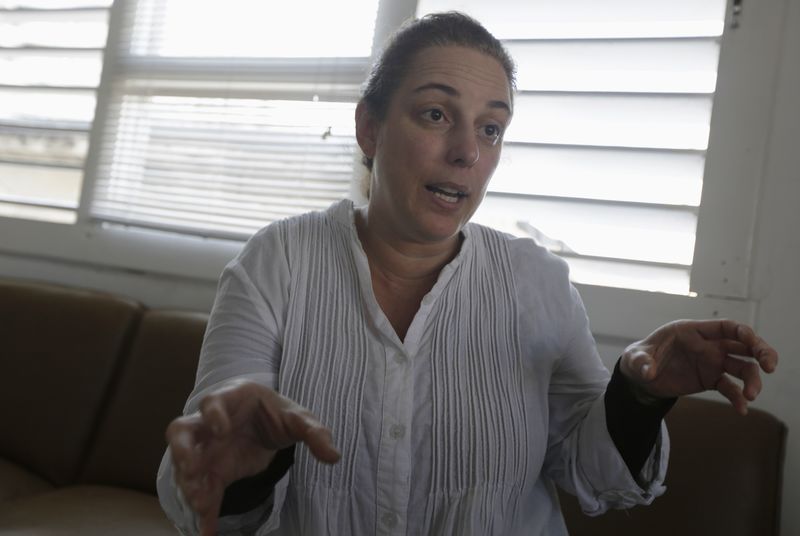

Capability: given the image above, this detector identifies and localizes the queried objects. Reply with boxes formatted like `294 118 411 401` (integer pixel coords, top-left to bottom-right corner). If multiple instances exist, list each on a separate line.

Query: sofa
0 278 787 535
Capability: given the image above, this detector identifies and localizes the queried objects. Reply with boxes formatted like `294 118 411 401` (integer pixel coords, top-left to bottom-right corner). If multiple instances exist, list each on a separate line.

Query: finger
750 336 779 373
200 379 276 434
693 319 741 341
694 321 778 373
283 411 341 464
200 392 236 437
723 355 762 401
166 415 207 477
194 474 224 536
720 340 752 357
620 349 657 383
199 515 218 536
715 374 748 416
728 324 778 373
304 425 342 464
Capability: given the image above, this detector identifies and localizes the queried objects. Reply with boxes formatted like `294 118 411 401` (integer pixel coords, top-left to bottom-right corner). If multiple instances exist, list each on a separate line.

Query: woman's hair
358 11 516 172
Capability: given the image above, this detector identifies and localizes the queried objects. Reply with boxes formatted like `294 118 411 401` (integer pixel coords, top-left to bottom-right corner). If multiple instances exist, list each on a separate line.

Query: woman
157 12 778 536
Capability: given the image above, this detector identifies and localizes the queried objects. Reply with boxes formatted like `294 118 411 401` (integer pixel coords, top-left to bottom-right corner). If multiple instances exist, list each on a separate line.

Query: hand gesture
620 319 778 414
165 380 340 536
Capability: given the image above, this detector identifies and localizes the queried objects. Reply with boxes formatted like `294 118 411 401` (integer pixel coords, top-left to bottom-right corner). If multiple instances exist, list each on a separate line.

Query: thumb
284 411 341 464
622 348 656 383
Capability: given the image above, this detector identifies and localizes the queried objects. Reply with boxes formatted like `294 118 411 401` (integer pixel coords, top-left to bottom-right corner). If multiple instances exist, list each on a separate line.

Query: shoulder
228 200 351 279
241 200 350 257
465 222 570 284
468 224 580 335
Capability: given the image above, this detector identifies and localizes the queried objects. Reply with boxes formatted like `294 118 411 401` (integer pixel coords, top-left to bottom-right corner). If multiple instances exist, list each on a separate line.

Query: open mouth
425 185 467 204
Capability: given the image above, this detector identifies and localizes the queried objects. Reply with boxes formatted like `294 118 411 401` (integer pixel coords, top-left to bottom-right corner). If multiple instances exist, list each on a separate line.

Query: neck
354 206 461 285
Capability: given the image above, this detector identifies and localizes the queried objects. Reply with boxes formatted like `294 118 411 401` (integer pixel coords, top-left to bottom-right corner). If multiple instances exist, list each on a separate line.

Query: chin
418 218 465 243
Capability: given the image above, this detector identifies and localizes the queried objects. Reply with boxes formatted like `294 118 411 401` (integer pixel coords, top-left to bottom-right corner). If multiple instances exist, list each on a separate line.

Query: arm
156 225 340 536
541 282 671 515
544 294 778 515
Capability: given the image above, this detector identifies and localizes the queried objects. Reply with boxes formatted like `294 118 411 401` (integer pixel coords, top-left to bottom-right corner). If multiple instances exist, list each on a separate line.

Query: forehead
399 46 512 104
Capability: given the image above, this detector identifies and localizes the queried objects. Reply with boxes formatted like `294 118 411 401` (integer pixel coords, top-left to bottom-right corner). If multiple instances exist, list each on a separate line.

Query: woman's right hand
165 380 340 536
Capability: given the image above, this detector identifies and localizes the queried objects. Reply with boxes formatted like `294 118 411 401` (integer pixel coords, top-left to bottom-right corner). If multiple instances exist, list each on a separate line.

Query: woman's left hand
620 319 778 414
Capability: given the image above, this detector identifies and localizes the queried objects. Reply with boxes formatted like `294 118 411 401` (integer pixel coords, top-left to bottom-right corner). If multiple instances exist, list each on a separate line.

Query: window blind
0 0 111 223
418 0 728 294
86 0 379 239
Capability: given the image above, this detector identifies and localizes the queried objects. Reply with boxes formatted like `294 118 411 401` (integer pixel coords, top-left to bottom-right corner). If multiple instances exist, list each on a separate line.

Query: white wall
749 0 800 532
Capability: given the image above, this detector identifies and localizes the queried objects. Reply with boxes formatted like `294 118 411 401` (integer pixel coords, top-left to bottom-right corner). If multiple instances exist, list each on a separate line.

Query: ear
355 101 378 159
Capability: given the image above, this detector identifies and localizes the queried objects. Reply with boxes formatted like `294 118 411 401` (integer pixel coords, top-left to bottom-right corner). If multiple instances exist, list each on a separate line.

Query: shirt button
381 512 398 527
394 353 408 364
389 424 406 439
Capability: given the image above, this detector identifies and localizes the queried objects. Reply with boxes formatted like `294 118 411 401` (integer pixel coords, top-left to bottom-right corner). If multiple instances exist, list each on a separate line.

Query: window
0 0 780 325
83 0 381 238
417 0 728 295
0 0 111 223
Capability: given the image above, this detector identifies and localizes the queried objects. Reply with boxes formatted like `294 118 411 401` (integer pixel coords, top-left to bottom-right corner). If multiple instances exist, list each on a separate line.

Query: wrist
613 358 676 408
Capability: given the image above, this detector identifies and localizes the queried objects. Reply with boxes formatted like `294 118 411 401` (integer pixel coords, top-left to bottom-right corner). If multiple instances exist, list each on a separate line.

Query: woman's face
357 45 513 246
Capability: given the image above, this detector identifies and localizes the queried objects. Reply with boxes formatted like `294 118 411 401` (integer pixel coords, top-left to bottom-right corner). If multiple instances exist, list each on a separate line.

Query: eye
480 123 503 145
422 108 446 122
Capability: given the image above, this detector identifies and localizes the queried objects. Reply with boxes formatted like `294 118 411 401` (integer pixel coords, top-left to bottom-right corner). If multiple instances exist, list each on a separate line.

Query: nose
446 125 479 168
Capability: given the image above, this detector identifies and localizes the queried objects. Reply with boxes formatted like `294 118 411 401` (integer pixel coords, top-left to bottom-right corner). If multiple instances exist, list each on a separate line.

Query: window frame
0 0 784 341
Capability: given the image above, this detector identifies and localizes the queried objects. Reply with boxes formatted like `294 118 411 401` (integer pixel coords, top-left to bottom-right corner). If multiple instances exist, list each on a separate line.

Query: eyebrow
412 82 511 114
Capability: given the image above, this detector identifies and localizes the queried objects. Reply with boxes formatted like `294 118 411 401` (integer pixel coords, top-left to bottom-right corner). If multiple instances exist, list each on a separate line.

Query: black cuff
219 445 295 517
605 359 677 477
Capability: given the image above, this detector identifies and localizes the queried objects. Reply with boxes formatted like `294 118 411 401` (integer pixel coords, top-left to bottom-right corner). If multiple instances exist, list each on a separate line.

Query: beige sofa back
78 310 206 495
0 280 142 487
1 279 206 499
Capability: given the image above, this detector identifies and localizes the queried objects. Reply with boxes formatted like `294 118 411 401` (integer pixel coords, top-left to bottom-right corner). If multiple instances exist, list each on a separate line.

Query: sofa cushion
0 279 142 486
78 310 207 495
0 485 178 535
0 459 54 503
559 396 787 536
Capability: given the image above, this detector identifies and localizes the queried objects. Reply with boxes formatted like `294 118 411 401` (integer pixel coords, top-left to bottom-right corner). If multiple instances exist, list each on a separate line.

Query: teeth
433 191 459 203
426 185 466 199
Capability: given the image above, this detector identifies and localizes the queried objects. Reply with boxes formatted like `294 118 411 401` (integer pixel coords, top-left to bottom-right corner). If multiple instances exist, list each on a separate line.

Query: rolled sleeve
574 396 669 514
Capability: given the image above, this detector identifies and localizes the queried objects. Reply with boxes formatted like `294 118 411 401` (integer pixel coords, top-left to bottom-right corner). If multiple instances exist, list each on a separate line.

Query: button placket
375 345 413 534
381 512 399 528
389 424 406 439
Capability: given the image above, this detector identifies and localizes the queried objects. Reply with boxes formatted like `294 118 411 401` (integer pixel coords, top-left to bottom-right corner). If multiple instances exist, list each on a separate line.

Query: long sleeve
510 239 670 517
544 283 670 515
156 223 293 535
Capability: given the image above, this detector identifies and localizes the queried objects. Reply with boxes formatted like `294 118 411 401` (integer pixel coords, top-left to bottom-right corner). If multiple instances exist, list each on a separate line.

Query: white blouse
158 199 668 536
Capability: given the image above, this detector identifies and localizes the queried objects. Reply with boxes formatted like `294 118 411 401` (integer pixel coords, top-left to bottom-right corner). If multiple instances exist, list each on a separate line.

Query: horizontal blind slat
507 93 713 149
120 0 379 58
507 38 720 93
492 144 704 206
474 194 698 266
90 92 358 236
417 0 727 39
